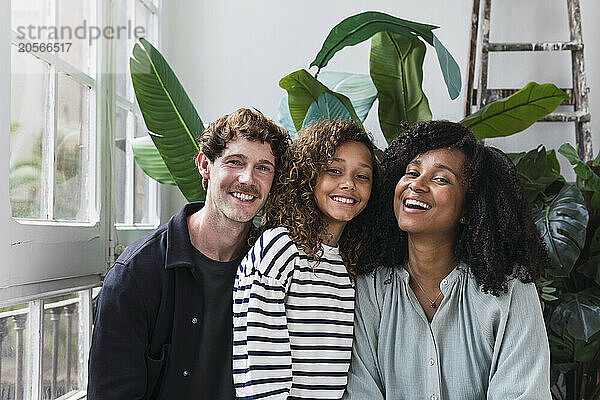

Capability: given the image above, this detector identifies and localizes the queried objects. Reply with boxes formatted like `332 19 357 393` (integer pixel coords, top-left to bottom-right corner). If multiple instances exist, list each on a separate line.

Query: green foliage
369 32 432 142
533 185 588 277
130 38 205 202
460 82 569 140
559 143 600 209
511 144 600 399
131 136 177 186
279 69 361 132
309 11 461 99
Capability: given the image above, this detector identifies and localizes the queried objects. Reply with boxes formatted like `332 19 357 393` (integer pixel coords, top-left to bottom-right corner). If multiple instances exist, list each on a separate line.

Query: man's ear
196 152 211 180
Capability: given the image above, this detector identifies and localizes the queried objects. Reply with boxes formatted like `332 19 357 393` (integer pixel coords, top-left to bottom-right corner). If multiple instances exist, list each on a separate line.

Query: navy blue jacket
88 202 217 399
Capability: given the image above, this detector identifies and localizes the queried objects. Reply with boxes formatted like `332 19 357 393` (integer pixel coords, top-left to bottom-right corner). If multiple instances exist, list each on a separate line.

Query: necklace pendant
431 302 436 308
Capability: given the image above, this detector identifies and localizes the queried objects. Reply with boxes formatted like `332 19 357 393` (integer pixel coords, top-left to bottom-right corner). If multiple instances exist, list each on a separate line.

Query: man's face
199 137 276 224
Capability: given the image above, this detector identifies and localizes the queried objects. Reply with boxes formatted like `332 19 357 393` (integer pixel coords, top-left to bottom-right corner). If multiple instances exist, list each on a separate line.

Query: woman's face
393 148 467 238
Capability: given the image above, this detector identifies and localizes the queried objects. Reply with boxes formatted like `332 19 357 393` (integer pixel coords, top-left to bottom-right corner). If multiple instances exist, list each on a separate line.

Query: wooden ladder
465 0 593 161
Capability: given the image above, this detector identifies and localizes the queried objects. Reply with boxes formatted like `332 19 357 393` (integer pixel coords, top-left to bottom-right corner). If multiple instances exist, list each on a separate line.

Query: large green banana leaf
533 184 588 276
131 136 176 185
277 71 377 137
130 38 205 202
309 11 461 99
461 82 569 140
279 69 361 132
370 32 432 144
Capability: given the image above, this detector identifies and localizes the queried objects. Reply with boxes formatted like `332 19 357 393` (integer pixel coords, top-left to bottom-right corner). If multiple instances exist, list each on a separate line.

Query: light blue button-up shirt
343 265 551 400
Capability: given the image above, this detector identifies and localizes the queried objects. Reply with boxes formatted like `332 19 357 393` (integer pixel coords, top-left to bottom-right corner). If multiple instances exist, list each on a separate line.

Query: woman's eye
328 168 341 175
228 159 242 166
434 177 451 184
405 170 419 177
357 174 370 181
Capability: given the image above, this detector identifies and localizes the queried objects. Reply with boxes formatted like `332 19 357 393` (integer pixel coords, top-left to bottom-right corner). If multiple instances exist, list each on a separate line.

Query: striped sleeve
233 227 299 399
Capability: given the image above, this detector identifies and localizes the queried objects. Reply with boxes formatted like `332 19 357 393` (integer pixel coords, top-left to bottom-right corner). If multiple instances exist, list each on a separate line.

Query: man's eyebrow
331 157 372 170
225 153 275 167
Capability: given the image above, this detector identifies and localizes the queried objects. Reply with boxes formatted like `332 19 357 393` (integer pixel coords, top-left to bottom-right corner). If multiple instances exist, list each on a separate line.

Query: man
88 108 289 399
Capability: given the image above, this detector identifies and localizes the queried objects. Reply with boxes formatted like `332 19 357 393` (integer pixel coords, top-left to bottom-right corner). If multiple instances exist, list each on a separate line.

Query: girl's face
393 148 467 240
314 141 374 238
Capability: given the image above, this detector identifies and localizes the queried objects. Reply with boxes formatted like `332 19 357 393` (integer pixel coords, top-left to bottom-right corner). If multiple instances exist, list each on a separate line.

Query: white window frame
0 0 161 398
114 0 160 230
10 0 97 225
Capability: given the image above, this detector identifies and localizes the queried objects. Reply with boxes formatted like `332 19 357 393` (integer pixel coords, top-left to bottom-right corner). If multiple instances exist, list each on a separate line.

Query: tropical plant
502 143 600 400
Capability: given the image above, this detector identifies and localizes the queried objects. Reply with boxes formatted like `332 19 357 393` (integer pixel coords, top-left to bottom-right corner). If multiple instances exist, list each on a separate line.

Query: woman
344 121 551 399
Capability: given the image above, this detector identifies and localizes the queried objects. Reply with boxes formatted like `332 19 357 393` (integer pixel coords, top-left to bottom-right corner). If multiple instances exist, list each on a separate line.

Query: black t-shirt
191 248 245 399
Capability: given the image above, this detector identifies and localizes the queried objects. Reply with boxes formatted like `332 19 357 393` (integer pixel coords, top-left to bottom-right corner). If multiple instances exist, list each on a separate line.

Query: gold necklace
407 263 443 308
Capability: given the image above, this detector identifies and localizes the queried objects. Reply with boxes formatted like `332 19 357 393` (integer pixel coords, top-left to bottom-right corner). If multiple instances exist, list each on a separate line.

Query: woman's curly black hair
359 120 550 295
261 119 381 277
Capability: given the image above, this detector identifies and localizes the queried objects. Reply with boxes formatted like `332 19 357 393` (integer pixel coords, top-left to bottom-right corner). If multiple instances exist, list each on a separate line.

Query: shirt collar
165 202 205 270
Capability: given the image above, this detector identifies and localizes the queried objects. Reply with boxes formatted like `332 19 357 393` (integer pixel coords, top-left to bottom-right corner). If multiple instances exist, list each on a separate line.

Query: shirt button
442 279 448 285
182 370 189 377
431 395 438 400
191 317 198 324
429 358 435 366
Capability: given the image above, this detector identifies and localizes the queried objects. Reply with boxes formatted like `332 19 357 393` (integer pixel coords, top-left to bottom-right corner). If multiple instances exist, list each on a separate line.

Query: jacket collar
165 202 205 270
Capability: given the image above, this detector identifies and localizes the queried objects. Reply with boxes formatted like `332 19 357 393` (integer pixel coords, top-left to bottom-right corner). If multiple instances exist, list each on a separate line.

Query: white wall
163 0 599 187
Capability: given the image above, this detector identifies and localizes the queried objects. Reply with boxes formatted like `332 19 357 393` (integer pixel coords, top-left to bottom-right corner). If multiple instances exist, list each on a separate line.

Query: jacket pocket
144 343 170 399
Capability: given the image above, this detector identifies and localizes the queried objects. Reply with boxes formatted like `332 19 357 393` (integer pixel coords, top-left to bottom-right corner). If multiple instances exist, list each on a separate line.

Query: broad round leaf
131 136 177 186
317 71 378 122
277 94 297 138
302 93 352 128
279 69 361 132
550 291 600 342
370 32 432 144
130 38 205 202
461 82 569 140
533 184 588 276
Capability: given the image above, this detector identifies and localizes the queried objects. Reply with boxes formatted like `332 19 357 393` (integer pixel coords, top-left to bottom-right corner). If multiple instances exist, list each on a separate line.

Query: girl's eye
327 168 341 175
357 174 370 181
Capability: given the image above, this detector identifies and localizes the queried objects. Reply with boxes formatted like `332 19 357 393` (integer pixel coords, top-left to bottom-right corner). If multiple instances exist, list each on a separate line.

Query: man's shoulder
113 221 171 270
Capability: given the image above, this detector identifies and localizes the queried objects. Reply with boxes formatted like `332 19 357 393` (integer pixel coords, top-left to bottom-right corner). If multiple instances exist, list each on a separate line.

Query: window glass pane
115 0 133 99
56 0 92 73
10 47 48 219
134 115 151 224
54 73 90 221
0 303 29 400
136 1 153 42
41 294 82 398
115 107 128 224
11 0 45 35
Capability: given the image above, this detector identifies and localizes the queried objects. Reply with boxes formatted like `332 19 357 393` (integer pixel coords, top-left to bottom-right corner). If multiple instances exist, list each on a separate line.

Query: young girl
233 120 379 399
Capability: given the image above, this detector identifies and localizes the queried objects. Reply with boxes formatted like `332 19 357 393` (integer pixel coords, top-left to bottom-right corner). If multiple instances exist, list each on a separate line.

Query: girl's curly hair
360 120 550 295
261 119 381 276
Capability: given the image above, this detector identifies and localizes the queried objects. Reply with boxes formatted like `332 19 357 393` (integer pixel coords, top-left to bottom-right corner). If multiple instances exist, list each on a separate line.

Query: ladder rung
472 88 574 105
540 111 590 122
485 41 583 52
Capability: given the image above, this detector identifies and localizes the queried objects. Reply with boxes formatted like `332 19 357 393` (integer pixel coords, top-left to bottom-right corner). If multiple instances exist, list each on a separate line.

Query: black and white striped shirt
233 227 355 399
